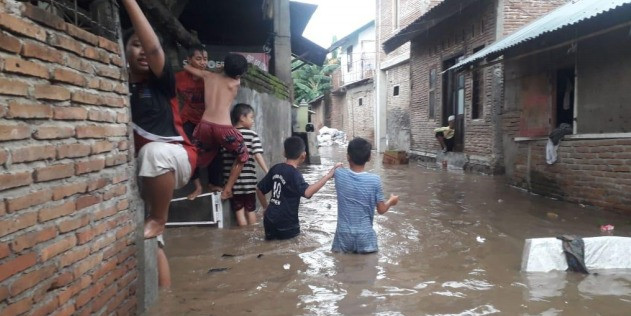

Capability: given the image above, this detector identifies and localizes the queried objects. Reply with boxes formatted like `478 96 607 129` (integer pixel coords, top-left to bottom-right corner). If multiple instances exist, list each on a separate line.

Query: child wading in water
332 138 399 253
223 104 268 226
184 54 249 200
257 137 342 240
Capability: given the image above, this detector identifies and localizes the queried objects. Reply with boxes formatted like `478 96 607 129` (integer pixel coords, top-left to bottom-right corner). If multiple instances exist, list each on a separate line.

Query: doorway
556 68 575 128
442 55 465 152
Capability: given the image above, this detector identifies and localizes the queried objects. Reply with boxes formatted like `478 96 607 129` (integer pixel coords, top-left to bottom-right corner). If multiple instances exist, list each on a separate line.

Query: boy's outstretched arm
254 153 269 174
256 188 268 210
377 194 399 215
184 64 208 79
304 163 342 198
122 0 165 76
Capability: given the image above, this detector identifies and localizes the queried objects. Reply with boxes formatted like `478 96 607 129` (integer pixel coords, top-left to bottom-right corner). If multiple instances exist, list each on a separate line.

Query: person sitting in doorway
434 115 456 153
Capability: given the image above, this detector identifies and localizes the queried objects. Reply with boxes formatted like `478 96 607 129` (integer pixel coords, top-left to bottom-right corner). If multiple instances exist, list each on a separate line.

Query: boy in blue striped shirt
332 138 399 253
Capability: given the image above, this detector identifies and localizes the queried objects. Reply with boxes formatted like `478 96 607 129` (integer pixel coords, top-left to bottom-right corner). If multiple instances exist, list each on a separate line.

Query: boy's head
224 53 248 79
187 45 208 70
448 115 455 128
284 136 306 161
347 137 372 166
231 103 255 128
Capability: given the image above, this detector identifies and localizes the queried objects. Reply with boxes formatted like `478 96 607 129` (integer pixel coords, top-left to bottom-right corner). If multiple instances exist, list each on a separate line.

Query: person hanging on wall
434 115 456 153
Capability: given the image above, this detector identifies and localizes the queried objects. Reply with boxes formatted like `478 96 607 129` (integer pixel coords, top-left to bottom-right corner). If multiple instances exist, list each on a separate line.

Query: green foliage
292 60 339 104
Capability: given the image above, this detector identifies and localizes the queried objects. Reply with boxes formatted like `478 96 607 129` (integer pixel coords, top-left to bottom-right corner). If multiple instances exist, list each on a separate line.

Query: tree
292 61 339 104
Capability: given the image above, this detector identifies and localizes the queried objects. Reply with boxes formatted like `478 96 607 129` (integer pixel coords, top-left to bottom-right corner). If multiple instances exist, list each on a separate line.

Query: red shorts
231 194 256 212
193 120 248 167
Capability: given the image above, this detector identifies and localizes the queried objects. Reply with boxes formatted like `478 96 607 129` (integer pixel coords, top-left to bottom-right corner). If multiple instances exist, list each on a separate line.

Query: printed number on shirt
273 182 282 200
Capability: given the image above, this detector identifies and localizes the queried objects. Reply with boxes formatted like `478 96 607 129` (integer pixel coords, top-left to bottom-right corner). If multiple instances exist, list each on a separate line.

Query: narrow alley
148 147 631 316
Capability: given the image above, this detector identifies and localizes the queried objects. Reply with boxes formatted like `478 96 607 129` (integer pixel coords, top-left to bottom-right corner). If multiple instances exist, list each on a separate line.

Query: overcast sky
295 0 376 48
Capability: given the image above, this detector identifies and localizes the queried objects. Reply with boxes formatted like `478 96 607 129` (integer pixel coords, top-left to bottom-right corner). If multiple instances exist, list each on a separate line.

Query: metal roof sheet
450 0 631 70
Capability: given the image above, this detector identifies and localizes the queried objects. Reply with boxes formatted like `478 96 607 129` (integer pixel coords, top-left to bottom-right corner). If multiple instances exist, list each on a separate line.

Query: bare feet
208 184 223 193
144 217 166 239
187 185 203 200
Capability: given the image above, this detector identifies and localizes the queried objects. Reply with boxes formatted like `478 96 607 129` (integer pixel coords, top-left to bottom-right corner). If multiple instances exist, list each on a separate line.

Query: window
358 98 363 106
428 68 437 119
393 85 400 96
393 0 400 30
347 46 353 72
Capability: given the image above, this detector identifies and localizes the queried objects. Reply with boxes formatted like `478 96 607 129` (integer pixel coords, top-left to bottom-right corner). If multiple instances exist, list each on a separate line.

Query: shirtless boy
184 54 248 200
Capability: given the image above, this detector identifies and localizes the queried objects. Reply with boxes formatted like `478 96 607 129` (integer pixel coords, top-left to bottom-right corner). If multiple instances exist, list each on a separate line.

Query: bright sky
295 0 376 48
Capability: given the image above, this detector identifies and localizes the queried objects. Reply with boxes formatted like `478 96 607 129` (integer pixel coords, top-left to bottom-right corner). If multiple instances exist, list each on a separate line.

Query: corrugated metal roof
450 0 631 70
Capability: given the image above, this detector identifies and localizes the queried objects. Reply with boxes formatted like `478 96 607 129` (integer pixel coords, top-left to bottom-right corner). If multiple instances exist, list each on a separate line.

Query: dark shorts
263 217 300 241
184 121 224 185
193 120 248 167
435 132 455 151
231 193 256 212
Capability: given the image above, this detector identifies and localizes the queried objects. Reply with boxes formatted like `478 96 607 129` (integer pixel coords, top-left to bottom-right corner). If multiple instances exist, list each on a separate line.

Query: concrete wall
339 24 376 86
385 63 411 151
576 28 631 134
0 2 139 315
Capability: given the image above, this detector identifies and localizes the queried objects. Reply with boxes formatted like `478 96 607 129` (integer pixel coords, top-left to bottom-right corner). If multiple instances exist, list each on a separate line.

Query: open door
442 56 465 152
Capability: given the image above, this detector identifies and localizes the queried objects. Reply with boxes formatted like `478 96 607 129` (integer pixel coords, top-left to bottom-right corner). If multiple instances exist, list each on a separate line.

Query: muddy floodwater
147 147 631 316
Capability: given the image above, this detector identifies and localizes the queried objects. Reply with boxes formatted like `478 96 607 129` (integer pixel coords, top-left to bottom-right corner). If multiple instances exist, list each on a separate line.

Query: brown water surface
147 147 631 316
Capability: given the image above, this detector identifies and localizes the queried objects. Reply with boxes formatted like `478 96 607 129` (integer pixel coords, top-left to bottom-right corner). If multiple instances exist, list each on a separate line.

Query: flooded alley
148 147 631 316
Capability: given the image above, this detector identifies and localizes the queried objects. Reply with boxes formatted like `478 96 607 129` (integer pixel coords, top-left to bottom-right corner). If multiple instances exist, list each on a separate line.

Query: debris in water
257 254 264 258
208 267 230 274
476 236 486 243
600 224 614 234
283 264 291 270
222 253 235 257
326 204 331 209
547 212 559 220
497 199 503 203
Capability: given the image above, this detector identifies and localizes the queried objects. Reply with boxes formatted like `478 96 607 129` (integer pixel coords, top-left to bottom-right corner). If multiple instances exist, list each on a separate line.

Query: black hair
188 45 207 58
347 137 372 165
224 53 248 79
123 28 135 47
284 136 306 160
230 103 254 125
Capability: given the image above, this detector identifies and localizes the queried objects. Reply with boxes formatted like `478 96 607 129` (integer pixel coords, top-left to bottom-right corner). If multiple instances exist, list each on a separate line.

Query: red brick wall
509 138 631 212
408 1 498 162
0 3 137 315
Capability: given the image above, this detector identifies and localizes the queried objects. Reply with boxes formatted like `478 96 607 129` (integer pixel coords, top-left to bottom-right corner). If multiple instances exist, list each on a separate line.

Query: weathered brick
39 201 76 222
88 109 116 122
53 67 87 87
101 94 127 108
0 296 33 316
105 153 128 167
6 190 52 213
7 101 52 119
113 82 129 95
0 30 22 53
115 223 134 239
112 173 129 184
48 33 83 55
11 144 55 163
0 12 47 41
52 182 87 200
87 178 110 192
34 85 71 101
40 235 77 261
118 140 129 151
0 171 32 191
66 23 99 45
91 283 117 312
57 215 90 233
106 291 127 314
57 143 91 159
0 253 37 281
98 36 119 54
53 303 76 316
75 158 105 175
9 264 56 296
116 112 129 123
83 46 110 64
0 200 5 216
95 64 121 80
34 163 74 182
103 184 127 201
53 106 88 120
0 243 9 259
57 276 91 308
76 195 102 210
10 226 57 252
98 79 115 92
0 286 6 302
29 297 59 316
76 125 126 138
59 246 90 268
3 57 49 78
21 40 63 64
91 141 114 154
116 199 129 211
23 4 66 31
50 272 74 290
73 253 103 279
110 54 124 67
87 77 100 89
93 207 117 222
65 53 94 74
34 125 74 140
0 77 29 96
72 90 101 105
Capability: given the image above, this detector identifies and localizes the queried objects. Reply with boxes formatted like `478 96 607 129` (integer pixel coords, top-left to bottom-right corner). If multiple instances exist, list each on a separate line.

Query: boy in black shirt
257 137 341 240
